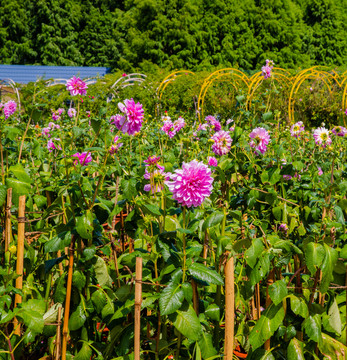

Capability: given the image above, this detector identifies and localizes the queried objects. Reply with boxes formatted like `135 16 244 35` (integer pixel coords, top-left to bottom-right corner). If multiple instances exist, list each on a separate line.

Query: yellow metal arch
197 68 249 122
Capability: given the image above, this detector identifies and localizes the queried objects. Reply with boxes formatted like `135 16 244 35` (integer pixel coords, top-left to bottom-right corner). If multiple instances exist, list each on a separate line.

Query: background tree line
0 0 346 72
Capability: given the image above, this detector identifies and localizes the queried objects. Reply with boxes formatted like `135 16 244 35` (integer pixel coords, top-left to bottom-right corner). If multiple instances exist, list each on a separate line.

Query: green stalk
182 207 187 283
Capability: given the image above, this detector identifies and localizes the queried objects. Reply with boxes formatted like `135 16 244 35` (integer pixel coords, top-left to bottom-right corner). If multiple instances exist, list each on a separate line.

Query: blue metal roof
0 65 111 84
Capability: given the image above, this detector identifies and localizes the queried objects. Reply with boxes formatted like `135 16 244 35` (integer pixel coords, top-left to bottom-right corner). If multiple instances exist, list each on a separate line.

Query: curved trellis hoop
0 78 22 112
107 74 147 103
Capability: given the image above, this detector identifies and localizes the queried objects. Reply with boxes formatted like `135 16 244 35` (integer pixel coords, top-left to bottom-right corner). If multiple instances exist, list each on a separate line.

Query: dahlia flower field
0 74 346 360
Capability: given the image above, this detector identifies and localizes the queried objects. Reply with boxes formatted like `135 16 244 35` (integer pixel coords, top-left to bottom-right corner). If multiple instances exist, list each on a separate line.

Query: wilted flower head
313 127 332 147
3 100 17 119
68 108 77 118
249 127 270 155
173 116 186 132
279 223 288 234
109 136 123 155
166 160 214 208
114 98 144 135
161 120 176 138
331 126 347 137
72 152 92 165
290 121 305 138
211 130 232 156
144 167 171 194
47 138 61 152
208 156 218 167
66 76 88 96
144 156 161 167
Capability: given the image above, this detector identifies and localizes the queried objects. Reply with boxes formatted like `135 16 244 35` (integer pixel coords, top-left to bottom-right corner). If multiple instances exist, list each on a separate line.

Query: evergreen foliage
0 0 346 70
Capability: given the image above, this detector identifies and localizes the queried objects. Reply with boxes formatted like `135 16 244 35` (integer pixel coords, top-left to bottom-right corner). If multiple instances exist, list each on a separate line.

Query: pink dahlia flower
68 108 77 118
48 122 60 130
211 130 232 156
47 138 61 152
197 123 208 131
3 100 17 119
313 127 331 147
249 127 270 155
161 120 176 138
72 152 92 165
166 160 214 208
331 126 347 137
208 156 218 167
261 59 274 80
66 76 88 96
279 223 288 234
144 155 161 167
318 167 323 176
290 121 305 138
115 98 144 135
42 127 51 137
205 115 221 132
174 116 186 132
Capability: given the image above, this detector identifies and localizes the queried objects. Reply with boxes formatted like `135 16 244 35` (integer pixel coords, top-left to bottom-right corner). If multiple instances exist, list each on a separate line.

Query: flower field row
0 69 346 360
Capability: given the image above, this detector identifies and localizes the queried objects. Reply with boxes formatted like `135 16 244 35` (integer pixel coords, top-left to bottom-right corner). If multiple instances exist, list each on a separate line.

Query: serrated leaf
249 303 285 350
188 263 223 285
305 242 325 275
287 338 305 360
159 282 184 315
142 203 162 216
202 212 224 231
245 238 265 269
173 306 202 341
268 279 288 305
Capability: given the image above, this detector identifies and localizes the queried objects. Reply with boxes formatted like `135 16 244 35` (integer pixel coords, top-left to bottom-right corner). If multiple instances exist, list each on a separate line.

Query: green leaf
205 303 220 321
19 299 45 334
305 242 325 275
44 231 72 253
302 315 321 344
245 238 264 269
94 256 113 287
262 111 273 121
326 297 342 335
33 194 47 209
181 282 193 303
268 280 288 305
188 263 223 285
320 244 338 293
74 341 92 360
142 203 162 216
9 164 32 184
72 270 86 291
5 178 31 205
173 306 202 341
202 212 224 231
334 206 345 225
121 179 137 200
198 331 217 359
289 295 309 318
249 303 285 350
69 304 87 331
76 210 93 240
340 245 347 260
0 184 7 207
287 338 305 360
318 333 347 360
159 283 184 315
91 289 107 314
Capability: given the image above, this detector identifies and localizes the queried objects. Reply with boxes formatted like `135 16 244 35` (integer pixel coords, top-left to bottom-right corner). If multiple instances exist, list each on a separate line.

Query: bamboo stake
255 283 261 320
57 250 63 276
61 238 75 360
224 256 235 360
5 188 12 252
55 306 62 360
264 270 274 351
134 257 143 360
13 195 26 336
192 279 199 315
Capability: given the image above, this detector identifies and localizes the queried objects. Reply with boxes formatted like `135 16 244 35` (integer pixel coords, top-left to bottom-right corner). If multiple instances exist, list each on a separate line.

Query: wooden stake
134 257 143 360
61 239 75 360
55 306 62 360
5 188 12 252
255 283 261 320
264 270 274 351
224 256 235 360
13 195 26 336
57 250 63 276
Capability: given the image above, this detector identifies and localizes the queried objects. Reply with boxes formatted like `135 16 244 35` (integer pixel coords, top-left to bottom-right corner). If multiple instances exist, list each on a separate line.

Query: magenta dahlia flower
279 223 288 234
331 126 347 137
313 127 331 147
290 121 305 138
205 115 221 132
72 152 92 165
208 156 218 167
249 127 271 155
66 76 88 96
3 100 17 119
318 167 323 176
211 130 232 156
261 59 274 80
115 98 144 135
166 160 214 208
161 120 176 138
47 138 61 152
144 155 161 167
174 116 186 132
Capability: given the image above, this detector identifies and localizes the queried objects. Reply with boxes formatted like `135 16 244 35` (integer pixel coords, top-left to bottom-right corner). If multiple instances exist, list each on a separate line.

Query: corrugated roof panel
0 65 111 84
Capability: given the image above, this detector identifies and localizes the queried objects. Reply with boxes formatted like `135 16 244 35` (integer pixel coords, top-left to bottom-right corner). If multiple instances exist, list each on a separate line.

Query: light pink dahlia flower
66 76 88 96
161 120 176 138
3 100 17 119
174 116 186 132
211 130 232 156
261 59 274 80
68 108 77 118
166 160 214 208
331 126 347 137
249 127 270 155
290 121 304 138
313 127 331 147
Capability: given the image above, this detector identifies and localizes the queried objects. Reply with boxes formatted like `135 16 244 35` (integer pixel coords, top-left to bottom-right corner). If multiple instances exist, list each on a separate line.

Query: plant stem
182 207 187 283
